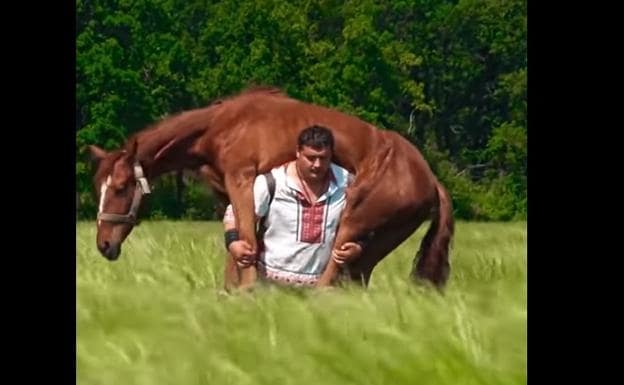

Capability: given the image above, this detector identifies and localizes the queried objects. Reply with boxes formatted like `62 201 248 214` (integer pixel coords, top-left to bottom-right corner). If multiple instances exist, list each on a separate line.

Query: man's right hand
228 240 257 268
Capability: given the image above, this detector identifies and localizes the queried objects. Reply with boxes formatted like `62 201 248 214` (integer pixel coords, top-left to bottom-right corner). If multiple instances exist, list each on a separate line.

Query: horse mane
123 110 209 156
122 84 290 154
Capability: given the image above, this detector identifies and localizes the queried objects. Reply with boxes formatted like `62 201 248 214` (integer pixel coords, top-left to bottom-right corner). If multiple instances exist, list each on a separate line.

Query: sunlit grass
77 221 526 385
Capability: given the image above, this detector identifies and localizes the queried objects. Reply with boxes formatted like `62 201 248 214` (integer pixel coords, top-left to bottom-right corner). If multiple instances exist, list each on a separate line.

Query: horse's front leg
224 168 258 289
316 184 376 287
316 176 398 287
316 220 362 287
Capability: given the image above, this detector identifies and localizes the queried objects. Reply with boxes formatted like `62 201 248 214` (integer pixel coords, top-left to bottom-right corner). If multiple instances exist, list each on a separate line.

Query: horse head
88 139 151 261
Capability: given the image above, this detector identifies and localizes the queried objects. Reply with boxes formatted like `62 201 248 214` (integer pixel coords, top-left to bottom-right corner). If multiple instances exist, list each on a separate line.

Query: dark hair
297 125 334 152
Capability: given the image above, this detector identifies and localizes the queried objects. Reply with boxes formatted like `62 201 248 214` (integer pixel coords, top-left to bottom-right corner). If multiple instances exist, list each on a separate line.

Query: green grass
77 221 526 385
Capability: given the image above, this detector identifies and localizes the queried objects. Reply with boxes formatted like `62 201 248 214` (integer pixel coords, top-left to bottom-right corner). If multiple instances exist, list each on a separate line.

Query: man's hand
331 241 363 265
228 240 257 268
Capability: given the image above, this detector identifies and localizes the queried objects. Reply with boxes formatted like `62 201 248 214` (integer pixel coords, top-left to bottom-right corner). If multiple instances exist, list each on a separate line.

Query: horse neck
133 109 214 180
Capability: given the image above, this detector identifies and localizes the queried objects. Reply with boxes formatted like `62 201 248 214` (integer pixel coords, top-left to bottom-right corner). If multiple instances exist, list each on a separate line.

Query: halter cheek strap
133 162 151 194
97 162 151 225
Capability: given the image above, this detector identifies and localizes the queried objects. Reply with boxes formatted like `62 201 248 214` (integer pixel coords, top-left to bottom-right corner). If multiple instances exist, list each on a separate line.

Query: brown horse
88 87 454 290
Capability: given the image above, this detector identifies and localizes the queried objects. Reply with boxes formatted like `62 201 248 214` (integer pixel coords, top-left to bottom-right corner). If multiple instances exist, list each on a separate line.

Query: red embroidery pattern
257 262 318 286
299 198 326 243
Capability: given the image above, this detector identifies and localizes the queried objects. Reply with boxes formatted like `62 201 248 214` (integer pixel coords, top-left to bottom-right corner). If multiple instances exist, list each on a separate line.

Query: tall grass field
77 221 526 385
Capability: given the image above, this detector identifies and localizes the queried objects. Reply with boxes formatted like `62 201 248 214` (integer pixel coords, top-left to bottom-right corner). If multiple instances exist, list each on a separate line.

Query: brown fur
90 87 454 289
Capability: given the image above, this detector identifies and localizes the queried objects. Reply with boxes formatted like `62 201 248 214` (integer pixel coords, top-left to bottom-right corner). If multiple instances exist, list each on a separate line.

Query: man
223 125 363 287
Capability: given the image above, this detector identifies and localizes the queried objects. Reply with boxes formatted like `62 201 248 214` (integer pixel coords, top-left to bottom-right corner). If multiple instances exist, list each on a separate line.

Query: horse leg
316 143 399 287
341 181 453 290
224 168 259 289
316 219 362 287
342 213 428 287
197 165 240 290
223 254 240 291
314 196 382 287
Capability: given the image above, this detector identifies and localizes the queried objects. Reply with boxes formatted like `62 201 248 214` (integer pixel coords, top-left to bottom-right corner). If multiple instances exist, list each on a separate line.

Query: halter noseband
97 162 151 225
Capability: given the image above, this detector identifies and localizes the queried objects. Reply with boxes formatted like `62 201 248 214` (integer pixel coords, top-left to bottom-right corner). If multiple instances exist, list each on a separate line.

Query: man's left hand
332 241 363 265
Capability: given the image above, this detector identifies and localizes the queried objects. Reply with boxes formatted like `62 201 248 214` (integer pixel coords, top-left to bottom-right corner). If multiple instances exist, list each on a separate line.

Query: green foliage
76 0 527 221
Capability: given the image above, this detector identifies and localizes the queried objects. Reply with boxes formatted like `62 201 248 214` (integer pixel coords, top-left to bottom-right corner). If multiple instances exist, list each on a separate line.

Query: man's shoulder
330 163 352 187
330 162 349 173
255 164 284 180
254 163 288 191
268 162 289 176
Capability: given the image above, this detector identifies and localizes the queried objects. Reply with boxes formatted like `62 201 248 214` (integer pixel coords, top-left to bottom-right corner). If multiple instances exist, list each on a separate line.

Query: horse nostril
98 241 110 254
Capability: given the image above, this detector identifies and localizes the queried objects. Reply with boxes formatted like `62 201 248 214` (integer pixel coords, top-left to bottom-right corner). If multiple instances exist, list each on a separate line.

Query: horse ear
88 145 108 163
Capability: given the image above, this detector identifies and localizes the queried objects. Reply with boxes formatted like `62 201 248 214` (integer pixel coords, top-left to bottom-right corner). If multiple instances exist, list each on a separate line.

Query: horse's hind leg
223 255 240 291
342 213 428 286
224 168 259 289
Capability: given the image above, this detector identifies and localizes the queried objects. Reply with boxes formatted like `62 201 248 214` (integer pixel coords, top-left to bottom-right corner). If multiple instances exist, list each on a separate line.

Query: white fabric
226 163 351 285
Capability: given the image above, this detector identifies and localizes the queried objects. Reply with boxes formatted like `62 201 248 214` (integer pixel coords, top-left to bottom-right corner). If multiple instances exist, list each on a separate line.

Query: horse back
209 95 384 174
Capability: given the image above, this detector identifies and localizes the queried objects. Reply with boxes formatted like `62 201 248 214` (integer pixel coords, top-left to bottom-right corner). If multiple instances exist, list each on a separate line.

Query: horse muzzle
97 240 121 261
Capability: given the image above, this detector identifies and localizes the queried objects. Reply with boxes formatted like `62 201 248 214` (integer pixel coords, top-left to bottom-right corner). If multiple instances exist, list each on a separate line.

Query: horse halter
97 162 151 225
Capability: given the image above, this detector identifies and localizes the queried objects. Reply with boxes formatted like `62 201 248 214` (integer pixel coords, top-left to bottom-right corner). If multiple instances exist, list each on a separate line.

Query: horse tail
411 179 454 289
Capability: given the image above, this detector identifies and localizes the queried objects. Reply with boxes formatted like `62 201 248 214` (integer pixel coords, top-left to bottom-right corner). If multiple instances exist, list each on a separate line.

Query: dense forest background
76 0 526 221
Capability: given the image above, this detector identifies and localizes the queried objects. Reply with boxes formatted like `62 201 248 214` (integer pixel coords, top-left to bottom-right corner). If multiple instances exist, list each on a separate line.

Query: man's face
296 145 332 183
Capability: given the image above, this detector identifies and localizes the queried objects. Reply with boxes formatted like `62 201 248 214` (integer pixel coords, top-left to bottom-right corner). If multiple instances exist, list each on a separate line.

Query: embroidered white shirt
225 163 351 285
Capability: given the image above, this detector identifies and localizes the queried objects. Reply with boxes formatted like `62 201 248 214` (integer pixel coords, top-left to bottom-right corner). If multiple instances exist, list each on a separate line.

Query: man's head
296 125 334 183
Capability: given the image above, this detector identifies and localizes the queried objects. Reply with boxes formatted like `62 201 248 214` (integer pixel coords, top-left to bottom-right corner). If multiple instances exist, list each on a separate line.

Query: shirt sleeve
223 204 236 227
347 172 355 186
222 174 271 227
253 173 271 218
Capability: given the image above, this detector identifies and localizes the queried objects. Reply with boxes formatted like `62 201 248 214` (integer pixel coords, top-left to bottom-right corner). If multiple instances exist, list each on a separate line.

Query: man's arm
223 174 272 266
223 204 256 267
